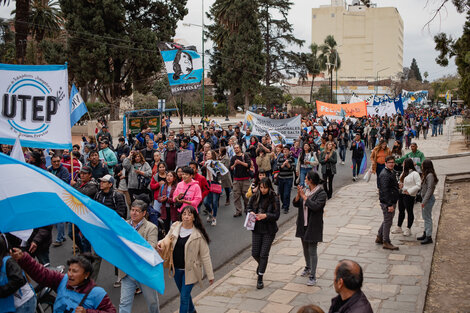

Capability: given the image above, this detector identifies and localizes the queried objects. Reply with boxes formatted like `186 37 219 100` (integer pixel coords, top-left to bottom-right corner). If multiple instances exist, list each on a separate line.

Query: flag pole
70 151 77 256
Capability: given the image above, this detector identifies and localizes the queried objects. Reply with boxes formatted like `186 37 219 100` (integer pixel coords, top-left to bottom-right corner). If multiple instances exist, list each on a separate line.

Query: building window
331 13 335 17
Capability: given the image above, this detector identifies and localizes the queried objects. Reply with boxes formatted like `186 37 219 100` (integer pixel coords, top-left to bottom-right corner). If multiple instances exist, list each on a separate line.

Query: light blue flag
0 153 165 294
70 84 88 127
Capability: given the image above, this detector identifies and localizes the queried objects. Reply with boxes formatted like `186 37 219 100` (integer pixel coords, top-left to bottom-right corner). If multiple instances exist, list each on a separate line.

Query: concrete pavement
183 118 470 313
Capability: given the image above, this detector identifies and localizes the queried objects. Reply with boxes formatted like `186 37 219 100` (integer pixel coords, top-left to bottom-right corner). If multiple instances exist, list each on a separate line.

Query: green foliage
86 102 109 119
320 35 340 103
258 86 284 109
152 79 172 100
30 0 63 43
133 92 159 110
0 18 15 64
292 97 307 107
409 58 423 82
312 85 333 103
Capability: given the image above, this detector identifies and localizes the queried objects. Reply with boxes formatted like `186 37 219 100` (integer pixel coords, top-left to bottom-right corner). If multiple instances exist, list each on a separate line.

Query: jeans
299 167 312 187
233 179 251 214
397 194 415 228
224 187 231 201
278 177 293 211
55 222 65 242
438 123 443 135
422 127 428 139
378 203 396 243
251 232 275 275
432 124 438 136
352 158 361 178
422 195 435 236
301 238 318 279
339 146 346 162
376 163 385 189
395 135 403 143
174 269 195 313
119 275 160 313
204 189 220 218
16 294 37 313
322 169 334 199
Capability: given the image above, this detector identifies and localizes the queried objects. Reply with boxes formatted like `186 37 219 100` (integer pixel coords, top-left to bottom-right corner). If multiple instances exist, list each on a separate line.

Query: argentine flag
0 153 165 294
70 84 88 127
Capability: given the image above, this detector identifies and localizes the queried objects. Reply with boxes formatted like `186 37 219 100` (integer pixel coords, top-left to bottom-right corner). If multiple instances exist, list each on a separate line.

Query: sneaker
403 228 411 237
300 267 310 277
341 161 345 165
211 218 217 226
306 277 317 286
225 201 230 206
391 226 402 234
135 288 142 295
52 241 63 247
233 212 242 217
113 280 121 288
206 215 212 222
283 209 289 214
352 177 357 182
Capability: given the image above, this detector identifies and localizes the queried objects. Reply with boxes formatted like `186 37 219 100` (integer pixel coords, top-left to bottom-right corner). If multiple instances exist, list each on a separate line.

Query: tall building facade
311 0 403 81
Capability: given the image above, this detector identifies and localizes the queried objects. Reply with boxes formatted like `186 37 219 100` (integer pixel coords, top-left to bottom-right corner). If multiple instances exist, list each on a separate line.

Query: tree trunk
244 92 250 110
110 100 120 121
228 89 235 111
15 0 30 64
264 4 271 87
309 77 316 105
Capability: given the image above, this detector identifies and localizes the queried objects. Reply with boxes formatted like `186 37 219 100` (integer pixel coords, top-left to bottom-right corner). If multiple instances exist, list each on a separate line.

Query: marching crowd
0 105 461 313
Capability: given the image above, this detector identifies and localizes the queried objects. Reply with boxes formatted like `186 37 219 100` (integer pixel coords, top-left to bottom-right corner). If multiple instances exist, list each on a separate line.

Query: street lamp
375 67 390 95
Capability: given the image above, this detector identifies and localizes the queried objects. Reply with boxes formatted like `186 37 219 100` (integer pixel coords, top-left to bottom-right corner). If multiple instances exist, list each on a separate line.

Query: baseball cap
99 174 115 184
80 166 92 174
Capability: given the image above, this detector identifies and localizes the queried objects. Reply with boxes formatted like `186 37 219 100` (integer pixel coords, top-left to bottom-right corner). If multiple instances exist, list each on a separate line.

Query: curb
427 152 470 160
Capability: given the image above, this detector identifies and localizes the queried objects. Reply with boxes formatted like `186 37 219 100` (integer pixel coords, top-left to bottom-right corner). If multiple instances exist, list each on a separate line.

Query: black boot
256 274 264 289
417 232 426 241
421 236 433 245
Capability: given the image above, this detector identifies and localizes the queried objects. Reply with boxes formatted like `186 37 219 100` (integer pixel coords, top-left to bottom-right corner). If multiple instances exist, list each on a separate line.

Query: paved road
47 147 372 312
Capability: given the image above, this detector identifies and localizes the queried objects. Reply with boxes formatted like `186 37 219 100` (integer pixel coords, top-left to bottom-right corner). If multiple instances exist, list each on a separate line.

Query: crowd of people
0 105 461 313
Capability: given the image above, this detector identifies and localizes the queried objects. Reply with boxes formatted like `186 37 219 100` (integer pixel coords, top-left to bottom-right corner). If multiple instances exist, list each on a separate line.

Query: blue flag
70 84 88 126
0 153 165 294
394 94 404 115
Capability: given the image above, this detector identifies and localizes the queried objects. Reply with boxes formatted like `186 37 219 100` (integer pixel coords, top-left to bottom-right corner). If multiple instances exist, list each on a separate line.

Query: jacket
401 171 422 196
150 180 178 222
274 154 295 179
219 155 232 189
421 173 437 206
378 167 399 206
87 161 109 180
173 180 202 212
119 219 158 279
370 146 391 171
246 191 280 234
17 253 116 313
161 222 214 286
47 164 71 184
396 150 425 170
329 290 373 313
319 150 338 175
27 226 52 256
350 140 365 160
122 158 152 190
73 178 99 199
256 154 272 172
193 173 210 200
94 188 127 219
99 147 118 175
0 256 26 299
293 187 327 243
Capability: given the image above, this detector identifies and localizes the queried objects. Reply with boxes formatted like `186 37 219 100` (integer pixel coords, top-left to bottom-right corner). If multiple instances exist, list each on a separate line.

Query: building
311 0 403 81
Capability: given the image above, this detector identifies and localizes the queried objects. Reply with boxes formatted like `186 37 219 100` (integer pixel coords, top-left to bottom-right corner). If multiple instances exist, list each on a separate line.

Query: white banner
243 111 301 142
367 102 396 117
0 64 71 149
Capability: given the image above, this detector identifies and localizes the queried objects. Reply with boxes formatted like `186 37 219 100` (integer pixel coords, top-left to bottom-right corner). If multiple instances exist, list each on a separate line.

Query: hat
99 174 115 184
100 139 109 145
80 166 92 174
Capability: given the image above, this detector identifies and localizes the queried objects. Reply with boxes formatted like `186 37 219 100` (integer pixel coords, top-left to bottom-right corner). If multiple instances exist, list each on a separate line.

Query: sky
0 0 466 82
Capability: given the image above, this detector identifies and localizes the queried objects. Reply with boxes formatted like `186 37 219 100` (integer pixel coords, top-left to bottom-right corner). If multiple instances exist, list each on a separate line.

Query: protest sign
316 100 367 118
176 149 193 168
0 64 71 149
268 130 287 146
243 111 301 142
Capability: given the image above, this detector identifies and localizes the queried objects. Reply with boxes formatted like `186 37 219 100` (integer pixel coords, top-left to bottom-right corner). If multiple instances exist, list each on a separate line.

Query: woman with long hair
392 158 422 236
370 139 391 190
155 171 178 234
247 136 259 174
293 171 327 286
319 142 337 199
296 143 318 187
418 160 438 244
203 150 223 226
391 140 404 174
151 152 162 176
157 206 214 313
218 147 233 206
0 235 37 313
176 167 183 183
246 170 268 199
155 161 168 184
246 178 280 289
123 150 152 201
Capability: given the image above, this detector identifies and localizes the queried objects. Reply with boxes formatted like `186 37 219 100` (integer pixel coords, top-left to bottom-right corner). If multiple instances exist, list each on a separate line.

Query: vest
53 275 106 313
0 256 16 313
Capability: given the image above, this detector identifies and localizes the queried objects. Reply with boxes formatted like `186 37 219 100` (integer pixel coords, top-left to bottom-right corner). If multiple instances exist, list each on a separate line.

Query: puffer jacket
378 167 399 206
122 158 152 190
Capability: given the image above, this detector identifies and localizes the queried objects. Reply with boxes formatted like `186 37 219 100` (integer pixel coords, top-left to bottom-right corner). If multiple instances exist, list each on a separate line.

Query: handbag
137 174 151 190
159 233 175 277
209 182 222 194
175 185 191 209
363 167 372 182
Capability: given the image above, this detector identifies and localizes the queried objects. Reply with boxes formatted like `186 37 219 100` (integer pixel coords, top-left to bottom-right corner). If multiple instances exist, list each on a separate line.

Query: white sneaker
403 228 411 236
207 215 212 223
211 218 217 226
391 226 402 234
352 177 357 182
341 161 345 165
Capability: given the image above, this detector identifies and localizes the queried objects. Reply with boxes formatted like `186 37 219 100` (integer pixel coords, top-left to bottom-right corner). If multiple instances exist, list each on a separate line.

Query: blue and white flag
268 130 287 146
70 84 88 127
0 153 165 294
158 42 203 94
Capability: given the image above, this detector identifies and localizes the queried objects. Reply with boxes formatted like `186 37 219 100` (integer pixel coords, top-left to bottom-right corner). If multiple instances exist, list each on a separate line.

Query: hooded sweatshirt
173 179 202 212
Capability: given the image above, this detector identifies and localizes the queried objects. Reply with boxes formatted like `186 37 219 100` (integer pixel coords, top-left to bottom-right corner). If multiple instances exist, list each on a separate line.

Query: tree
53 0 188 120
298 43 327 105
0 18 15 63
409 58 422 81
423 71 429 83
258 0 304 86
292 96 307 107
320 35 341 103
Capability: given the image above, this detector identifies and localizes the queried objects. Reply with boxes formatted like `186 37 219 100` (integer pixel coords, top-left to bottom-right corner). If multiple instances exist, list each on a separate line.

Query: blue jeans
352 158 361 177
174 268 195 313
278 177 293 211
438 123 443 135
55 222 65 242
299 167 312 187
339 145 346 162
204 188 220 218
119 275 160 313
432 124 438 136
16 293 36 313
422 195 435 236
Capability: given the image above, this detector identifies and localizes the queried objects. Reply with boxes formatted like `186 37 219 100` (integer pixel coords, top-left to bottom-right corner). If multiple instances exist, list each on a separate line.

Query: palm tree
305 43 326 105
30 0 62 43
320 35 341 103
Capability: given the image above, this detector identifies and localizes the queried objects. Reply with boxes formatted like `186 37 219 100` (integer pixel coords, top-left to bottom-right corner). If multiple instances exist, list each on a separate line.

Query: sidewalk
189 120 470 313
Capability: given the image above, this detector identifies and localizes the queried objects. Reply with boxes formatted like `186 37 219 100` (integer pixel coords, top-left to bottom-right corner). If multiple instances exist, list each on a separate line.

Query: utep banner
243 111 301 142
0 64 71 149
158 42 203 94
316 100 367 118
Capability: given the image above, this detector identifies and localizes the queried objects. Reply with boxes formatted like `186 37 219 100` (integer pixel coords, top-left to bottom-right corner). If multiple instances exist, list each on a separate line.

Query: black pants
397 194 415 228
322 169 334 199
252 232 275 275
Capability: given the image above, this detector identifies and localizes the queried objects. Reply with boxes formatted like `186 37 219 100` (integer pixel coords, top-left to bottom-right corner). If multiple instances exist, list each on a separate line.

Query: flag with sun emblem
0 153 165 294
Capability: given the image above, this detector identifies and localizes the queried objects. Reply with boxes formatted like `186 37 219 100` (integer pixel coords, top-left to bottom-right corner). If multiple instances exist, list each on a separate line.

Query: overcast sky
1 0 466 81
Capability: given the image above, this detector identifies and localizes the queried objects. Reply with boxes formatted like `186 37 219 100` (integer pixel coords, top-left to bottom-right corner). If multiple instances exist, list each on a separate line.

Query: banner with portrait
158 42 203 94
